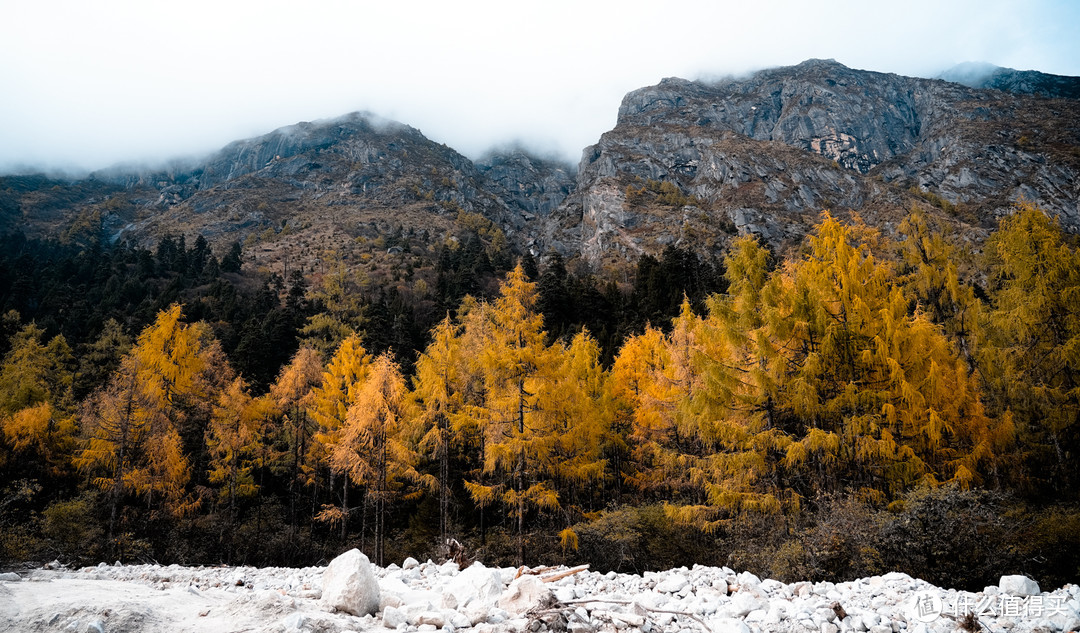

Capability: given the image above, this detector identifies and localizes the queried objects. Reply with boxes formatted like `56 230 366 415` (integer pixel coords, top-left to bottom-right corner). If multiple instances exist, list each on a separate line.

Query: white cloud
1 0 1077 173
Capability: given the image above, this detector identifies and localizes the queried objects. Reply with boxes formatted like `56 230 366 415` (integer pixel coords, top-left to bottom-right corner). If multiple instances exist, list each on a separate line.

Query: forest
0 204 1077 591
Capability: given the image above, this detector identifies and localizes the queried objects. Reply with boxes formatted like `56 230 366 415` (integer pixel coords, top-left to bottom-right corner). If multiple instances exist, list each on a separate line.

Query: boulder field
1 551 1077 633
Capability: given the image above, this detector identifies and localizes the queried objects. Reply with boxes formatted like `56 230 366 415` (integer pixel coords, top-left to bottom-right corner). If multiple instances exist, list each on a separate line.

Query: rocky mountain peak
192 112 420 189
616 59 968 175
553 58 1080 267
939 62 1080 99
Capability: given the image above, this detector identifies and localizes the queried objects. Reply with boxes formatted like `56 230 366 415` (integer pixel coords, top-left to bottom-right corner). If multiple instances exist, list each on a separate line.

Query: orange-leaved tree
460 264 562 563
770 215 1005 498
267 345 324 538
76 305 231 552
0 322 78 479
333 352 430 565
207 376 269 522
413 315 469 545
308 333 370 539
980 204 1080 493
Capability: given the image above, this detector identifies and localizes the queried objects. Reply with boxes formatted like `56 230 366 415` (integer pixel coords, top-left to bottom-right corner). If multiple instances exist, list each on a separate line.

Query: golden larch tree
334 353 429 565
413 315 467 544
980 204 1079 492
308 334 371 538
461 264 562 563
76 305 230 550
0 323 78 478
267 345 325 537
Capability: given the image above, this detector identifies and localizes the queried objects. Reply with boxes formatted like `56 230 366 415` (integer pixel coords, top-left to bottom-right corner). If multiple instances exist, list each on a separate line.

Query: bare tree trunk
439 413 449 546
341 476 348 543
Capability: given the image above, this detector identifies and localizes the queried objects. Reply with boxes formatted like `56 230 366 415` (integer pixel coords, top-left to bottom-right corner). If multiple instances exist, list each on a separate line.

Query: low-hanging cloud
1 0 1077 175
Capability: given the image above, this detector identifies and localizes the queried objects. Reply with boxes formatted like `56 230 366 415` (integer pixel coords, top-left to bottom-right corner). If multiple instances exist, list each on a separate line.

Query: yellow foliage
2 403 76 471
559 527 579 552
206 376 264 507
314 504 347 526
77 305 229 518
979 203 1079 490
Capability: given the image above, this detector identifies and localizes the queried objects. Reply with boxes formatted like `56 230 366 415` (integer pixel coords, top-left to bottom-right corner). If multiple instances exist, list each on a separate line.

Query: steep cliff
548 59 1080 266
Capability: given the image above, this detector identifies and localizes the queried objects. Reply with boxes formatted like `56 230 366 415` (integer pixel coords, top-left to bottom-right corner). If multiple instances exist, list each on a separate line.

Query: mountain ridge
2 59 1078 277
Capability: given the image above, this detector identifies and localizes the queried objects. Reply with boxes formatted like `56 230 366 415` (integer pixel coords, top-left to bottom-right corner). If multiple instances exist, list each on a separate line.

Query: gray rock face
617 59 951 174
940 62 1080 99
99 112 582 257
6 59 1079 271
476 149 576 219
551 58 1080 264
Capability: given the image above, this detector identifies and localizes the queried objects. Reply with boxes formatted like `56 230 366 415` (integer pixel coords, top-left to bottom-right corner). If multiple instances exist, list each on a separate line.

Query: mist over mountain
2 59 1078 277
939 62 1080 99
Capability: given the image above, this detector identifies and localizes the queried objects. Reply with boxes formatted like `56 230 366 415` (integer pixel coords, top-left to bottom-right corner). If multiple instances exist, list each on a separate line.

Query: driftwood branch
515 565 556 579
559 597 716 633
540 564 590 583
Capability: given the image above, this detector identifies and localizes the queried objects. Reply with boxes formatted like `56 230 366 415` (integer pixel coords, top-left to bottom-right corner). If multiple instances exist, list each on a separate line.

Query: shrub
572 504 719 573
1012 504 1080 590
42 493 103 565
878 484 1016 590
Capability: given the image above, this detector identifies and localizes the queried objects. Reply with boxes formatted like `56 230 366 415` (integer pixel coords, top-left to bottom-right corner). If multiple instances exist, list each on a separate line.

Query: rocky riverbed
1 551 1077 633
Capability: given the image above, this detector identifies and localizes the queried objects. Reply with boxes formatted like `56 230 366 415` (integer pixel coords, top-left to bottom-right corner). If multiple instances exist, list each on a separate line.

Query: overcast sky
2 0 1078 174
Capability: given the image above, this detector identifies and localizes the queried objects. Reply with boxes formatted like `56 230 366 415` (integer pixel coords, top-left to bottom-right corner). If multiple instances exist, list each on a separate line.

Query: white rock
416 611 446 627
611 612 646 628
711 617 752 633
554 586 576 603
444 563 506 608
727 591 763 618
498 575 553 616
463 601 490 625
1047 605 1080 633
383 605 407 629
402 557 419 570
450 611 473 629
281 612 307 631
999 575 1041 596
737 571 761 588
322 548 380 616
655 574 689 593
440 590 458 610
0 572 19 582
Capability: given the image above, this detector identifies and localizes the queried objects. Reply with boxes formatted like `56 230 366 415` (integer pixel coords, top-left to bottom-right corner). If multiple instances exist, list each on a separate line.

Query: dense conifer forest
1 205 1077 590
